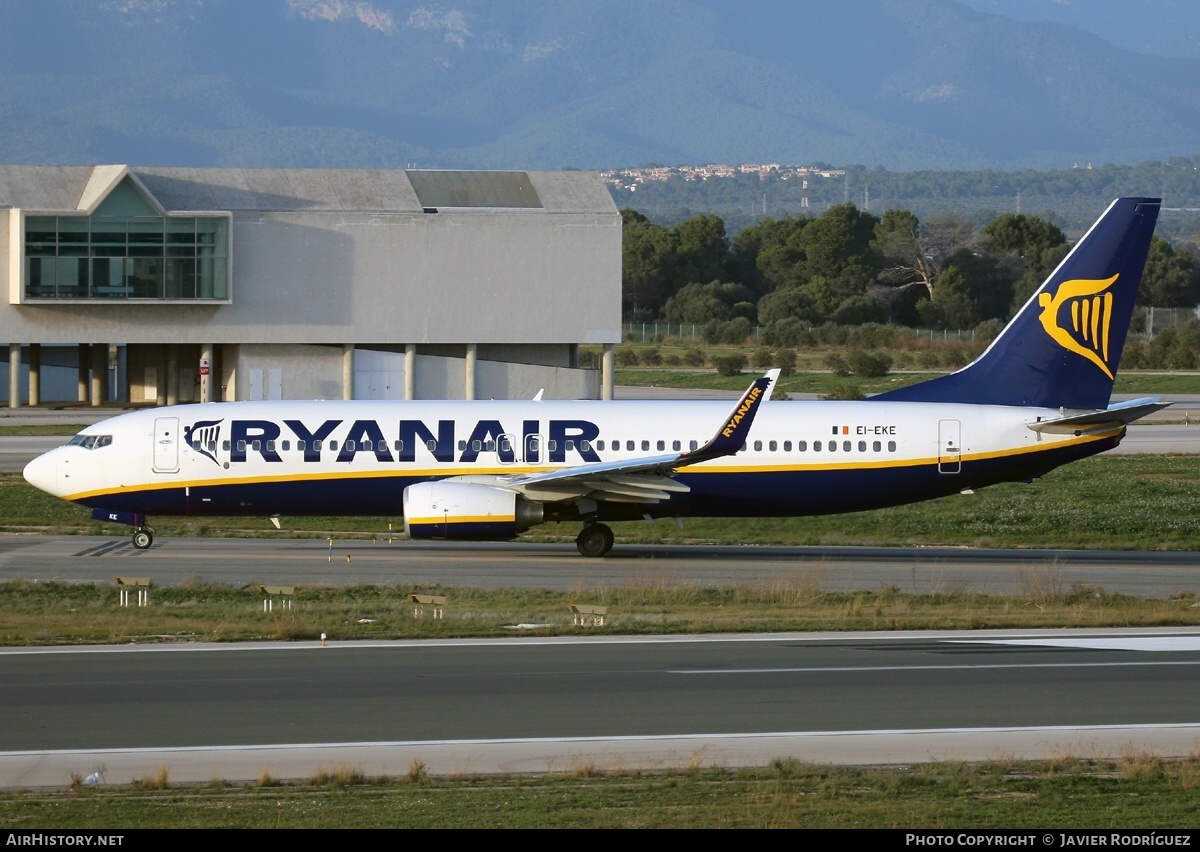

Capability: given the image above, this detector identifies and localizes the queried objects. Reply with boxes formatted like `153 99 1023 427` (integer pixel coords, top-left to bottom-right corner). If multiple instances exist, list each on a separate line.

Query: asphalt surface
3 628 1200 786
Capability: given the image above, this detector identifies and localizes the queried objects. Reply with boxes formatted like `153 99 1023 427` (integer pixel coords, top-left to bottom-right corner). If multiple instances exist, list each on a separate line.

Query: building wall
0 210 621 346
0 167 618 403
225 343 597 402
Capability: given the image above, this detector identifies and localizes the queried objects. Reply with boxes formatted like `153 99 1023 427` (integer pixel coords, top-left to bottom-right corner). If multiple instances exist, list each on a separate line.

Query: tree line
621 204 1200 345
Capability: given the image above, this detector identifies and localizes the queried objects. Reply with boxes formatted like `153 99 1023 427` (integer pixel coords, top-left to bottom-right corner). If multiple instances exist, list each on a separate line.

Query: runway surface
6 535 1200 598
3 628 1200 787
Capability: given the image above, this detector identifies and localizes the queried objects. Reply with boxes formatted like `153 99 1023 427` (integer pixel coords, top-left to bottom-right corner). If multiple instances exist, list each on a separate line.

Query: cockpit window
68 434 112 449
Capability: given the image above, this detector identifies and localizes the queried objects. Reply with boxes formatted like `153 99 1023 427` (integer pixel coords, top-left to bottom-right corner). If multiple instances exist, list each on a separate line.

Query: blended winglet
682 369 777 465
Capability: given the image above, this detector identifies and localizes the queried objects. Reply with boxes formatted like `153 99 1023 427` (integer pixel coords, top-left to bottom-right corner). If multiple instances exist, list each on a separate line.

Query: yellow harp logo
1036 274 1119 379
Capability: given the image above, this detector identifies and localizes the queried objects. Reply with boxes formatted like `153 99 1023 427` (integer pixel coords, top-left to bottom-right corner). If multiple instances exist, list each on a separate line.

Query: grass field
4 755 1200 828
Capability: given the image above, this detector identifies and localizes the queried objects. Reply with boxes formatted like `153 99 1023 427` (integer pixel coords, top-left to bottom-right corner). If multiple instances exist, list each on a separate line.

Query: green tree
874 210 976 300
732 216 809 294
673 214 730 289
1140 236 1200 307
621 209 678 320
662 281 756 325
981 213 1066 281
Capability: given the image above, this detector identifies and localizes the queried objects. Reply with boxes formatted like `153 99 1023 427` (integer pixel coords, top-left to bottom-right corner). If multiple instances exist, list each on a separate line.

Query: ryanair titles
187 418 603 466
721 385 763 438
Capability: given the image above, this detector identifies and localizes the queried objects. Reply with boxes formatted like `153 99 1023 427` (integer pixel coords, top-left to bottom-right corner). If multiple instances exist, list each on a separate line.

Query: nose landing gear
131 525 155 550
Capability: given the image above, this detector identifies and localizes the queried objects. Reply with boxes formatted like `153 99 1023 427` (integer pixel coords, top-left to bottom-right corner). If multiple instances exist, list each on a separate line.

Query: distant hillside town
601 164 846 192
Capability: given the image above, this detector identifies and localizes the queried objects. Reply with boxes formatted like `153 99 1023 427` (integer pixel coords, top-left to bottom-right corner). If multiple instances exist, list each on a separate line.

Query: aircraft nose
23 449 60 497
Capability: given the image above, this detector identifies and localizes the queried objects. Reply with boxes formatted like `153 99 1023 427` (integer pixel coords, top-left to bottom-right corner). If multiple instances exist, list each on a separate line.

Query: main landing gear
575 522 614 558
131 525 155 550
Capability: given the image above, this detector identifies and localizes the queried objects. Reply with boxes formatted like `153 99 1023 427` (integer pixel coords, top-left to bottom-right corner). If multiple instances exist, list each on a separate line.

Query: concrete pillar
77 345 89 403
200 344 213 403
342 343 354 400
91 344 105 406
164 345 178 406
27 344 39 407
157 347 168 406
8 343 20 409
602 343 615 401
464 343 476 400
404 343 416 400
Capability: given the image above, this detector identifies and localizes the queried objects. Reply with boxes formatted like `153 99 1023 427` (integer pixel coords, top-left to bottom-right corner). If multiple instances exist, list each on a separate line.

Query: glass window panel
91 258 127 297
166 259 195 299
90 218 126 245
59 218 88 247
166 219 196 245
59 258 86 297
25 257 55 297
131 258 162 298
127 217 163 246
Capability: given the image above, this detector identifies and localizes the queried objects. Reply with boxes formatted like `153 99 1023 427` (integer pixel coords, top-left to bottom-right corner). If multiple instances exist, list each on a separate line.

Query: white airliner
23 198 1166 557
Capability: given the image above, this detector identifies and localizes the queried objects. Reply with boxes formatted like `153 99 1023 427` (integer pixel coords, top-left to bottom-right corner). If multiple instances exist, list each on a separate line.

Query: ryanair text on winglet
721 385 763 438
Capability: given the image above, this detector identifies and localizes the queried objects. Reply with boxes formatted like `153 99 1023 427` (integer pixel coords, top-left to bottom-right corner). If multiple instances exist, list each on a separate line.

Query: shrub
616 348 640 367
714 354 747 376
823 384 866 400
684 347 707 367
846 350 892 377
824 353 851 377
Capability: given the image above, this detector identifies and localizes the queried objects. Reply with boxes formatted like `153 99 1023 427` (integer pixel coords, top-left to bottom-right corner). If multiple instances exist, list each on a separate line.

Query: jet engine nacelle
403 480 544 541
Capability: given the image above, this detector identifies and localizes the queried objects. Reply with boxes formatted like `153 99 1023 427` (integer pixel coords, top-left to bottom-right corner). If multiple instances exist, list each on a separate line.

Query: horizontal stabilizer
1027 397 1171 435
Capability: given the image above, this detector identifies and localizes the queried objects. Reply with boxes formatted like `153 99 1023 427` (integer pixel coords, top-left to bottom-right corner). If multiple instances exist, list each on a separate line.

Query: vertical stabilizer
874 197 1161 410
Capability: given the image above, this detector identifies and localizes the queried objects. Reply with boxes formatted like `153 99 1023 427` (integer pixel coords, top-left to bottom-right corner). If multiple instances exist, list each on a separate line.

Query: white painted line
952 637 1200 652
6 721 1200 759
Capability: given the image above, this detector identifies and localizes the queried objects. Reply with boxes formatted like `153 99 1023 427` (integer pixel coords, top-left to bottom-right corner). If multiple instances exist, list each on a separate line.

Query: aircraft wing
1026 397 1171 435
494 370 778 505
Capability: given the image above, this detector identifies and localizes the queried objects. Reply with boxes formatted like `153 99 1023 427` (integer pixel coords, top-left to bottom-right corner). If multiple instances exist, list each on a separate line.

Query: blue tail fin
874 197 1161 410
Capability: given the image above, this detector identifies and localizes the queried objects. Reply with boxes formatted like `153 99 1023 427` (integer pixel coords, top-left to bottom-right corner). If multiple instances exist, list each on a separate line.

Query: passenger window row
207 437 899 456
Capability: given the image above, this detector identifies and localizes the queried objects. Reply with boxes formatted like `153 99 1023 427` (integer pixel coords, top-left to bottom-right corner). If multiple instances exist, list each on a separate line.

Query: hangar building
0 165 621 407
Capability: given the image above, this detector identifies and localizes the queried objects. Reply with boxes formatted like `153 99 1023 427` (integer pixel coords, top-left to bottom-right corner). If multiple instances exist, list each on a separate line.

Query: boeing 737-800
23 198 1166 557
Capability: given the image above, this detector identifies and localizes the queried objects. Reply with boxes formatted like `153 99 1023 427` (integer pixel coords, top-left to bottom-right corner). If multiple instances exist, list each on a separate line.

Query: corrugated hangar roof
0 165 615 215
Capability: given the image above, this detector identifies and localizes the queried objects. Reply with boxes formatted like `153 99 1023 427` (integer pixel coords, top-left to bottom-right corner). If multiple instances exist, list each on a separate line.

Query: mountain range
2 0 1199 172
